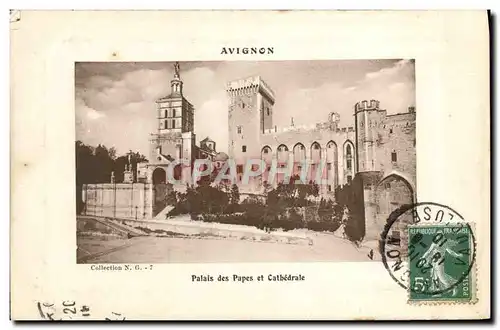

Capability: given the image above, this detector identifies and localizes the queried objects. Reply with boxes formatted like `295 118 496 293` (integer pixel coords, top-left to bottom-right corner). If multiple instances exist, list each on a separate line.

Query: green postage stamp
408 225 475 302
380 202 477 304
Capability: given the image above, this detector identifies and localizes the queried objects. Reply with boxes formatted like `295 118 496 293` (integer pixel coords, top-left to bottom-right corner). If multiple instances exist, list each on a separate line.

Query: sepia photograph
76 59 416 264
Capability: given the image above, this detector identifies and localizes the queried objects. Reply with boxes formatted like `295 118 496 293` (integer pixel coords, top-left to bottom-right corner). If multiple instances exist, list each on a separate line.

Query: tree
344 206 364 245
230 184 240 206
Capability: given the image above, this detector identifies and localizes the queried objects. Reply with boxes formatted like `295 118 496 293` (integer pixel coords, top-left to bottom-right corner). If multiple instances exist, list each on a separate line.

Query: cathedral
136 63 227 186
137 62 416 240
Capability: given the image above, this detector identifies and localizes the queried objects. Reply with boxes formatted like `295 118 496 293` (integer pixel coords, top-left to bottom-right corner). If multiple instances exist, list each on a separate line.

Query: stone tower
149 62 196 167
354 99 384 172
226 76 275 167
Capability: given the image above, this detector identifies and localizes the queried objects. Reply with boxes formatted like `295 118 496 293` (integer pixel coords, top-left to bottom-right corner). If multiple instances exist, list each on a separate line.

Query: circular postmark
380 202 476 299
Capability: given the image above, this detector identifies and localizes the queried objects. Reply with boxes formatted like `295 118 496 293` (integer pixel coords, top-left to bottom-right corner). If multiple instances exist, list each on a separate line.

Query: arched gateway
374 174 415 242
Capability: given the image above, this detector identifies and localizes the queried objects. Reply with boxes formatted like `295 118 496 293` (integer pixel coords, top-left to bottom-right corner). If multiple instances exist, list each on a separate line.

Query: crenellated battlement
226 76 275 102
355 99 381 112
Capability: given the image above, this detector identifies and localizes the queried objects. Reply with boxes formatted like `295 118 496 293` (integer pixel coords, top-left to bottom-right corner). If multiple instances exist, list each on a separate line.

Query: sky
75 59 415 157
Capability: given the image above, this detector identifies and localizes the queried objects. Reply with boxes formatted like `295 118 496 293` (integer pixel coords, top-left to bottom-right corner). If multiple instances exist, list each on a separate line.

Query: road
78 233 372 263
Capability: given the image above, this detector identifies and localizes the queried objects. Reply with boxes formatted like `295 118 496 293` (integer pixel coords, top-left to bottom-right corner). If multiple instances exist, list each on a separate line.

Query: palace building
226 76 416 239
137 63 416 239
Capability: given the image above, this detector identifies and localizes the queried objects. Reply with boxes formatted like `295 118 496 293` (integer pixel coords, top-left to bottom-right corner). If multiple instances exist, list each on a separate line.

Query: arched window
293 143 306 164
261 146 272 164
344 141 354 171
277 144 288 163
311 142 321 162
172 120 176 129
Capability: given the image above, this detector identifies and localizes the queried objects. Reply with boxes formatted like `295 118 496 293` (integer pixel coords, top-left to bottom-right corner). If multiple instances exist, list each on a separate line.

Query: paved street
78 233 372 263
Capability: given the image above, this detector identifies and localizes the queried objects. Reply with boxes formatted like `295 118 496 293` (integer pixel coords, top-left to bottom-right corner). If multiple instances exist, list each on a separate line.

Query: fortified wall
81 183 155 220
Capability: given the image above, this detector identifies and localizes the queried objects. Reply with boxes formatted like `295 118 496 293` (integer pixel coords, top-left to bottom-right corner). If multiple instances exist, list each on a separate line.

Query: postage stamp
408 224 475 302
380 202 477 304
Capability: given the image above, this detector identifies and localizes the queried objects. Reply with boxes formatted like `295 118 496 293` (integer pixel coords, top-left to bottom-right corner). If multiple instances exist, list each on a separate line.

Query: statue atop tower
174 61 180 79
171 61 183 95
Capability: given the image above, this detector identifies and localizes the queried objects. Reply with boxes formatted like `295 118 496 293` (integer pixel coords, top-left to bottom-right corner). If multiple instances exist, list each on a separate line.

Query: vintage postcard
10 10 490 320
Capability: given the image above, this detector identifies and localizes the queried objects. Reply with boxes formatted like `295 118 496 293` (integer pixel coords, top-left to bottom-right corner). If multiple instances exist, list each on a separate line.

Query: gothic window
347 175 352 184
263 148 269 154
391 151 397 162
242 145 247 152
346 144 353 171
313 143 320 150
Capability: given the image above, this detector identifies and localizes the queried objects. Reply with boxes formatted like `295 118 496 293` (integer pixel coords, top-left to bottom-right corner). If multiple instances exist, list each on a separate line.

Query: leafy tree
230 184 240 206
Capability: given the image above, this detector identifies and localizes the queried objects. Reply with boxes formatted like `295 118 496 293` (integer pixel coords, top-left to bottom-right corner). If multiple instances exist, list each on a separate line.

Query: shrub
306 220 341 233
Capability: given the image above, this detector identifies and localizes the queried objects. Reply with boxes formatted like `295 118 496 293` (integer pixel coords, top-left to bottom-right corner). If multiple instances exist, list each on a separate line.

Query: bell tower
149 62 195 168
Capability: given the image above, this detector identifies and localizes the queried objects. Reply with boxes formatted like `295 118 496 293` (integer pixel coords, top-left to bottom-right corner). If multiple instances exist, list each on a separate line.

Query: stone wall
81 183 154 220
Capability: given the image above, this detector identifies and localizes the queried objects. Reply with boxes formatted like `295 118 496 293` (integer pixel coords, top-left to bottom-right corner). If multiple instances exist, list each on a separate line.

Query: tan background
10 10 490 320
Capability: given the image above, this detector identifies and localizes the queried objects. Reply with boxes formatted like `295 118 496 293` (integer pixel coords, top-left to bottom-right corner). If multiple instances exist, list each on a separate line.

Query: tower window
237 126 242 134
242 145 247 152
391 151 397 162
